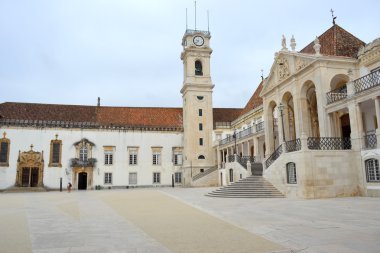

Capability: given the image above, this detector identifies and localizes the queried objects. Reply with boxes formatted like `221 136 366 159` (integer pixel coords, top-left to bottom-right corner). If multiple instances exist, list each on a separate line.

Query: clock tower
180 29 215 186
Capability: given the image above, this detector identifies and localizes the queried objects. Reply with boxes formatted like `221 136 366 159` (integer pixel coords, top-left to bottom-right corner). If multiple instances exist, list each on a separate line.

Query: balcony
70 158 97 167
326 85 347 104
354 69 380 94
326 69 380 105
218 122 265 146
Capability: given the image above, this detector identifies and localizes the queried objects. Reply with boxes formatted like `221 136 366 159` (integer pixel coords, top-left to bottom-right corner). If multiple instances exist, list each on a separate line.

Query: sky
1 0 380 109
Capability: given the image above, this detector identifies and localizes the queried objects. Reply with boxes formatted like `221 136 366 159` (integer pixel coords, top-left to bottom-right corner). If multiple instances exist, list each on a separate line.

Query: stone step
3 187 47 193
206 175 284 198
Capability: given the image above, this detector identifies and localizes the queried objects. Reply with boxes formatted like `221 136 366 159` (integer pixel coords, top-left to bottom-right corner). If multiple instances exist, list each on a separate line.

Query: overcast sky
1 0 380 108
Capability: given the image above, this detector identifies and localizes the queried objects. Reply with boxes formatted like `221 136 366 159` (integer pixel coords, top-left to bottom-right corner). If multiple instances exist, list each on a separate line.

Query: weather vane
330 9 337 25
261 69 264 81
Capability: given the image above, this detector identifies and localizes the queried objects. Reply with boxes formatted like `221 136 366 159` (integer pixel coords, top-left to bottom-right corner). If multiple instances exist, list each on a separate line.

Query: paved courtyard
0 188 379 253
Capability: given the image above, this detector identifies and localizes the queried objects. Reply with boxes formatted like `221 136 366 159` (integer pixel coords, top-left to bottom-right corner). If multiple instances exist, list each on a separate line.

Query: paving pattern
162 187 380 253
0 190 285 253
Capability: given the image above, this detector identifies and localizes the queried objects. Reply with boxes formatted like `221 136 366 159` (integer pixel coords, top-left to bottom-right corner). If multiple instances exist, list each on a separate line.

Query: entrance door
341 114 351 149
30 168 39 187
78 172 87 190
22 167 30 187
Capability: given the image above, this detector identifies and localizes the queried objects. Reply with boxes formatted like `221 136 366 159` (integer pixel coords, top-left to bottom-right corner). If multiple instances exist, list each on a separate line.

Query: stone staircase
206 176 284 198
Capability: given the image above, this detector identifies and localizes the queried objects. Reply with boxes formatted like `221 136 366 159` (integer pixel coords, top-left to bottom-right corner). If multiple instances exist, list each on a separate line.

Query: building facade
1 24 380 198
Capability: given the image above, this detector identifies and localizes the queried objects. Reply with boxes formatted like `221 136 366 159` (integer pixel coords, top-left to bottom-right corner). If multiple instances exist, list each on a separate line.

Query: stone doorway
78 172 88 190
16 147 44 187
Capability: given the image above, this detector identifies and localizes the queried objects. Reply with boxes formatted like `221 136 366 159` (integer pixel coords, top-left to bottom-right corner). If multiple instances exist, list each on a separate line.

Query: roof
240 81 263 116
300 24 365 58
0 102 242 130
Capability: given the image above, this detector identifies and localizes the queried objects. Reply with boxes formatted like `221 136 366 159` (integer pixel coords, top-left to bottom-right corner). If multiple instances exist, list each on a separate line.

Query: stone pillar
283 105 290 140
217 146 221 168
253 137 259 159
348 103 360 151
375 97 380 130
300 132 308 151
246 161 252 176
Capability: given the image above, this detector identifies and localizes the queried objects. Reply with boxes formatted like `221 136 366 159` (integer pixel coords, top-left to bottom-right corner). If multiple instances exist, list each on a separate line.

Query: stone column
375 97 380 130
253 137 259 160
216 146 221 168
348 103 360 151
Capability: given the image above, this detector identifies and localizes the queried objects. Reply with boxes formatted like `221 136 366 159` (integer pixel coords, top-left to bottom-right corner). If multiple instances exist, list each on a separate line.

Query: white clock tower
180 29 215 186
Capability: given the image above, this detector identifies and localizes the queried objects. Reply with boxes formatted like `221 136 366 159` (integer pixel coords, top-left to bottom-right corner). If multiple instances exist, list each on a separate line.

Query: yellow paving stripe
100 190 284 253
0 196 32 253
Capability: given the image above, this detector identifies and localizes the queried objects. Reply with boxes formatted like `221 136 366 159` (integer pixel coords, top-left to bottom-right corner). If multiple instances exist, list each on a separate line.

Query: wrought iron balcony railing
364 131 377 149
285 139 301 152
218 122 265 146
307 137 351 150
326 85 347 104
226 154 255 169
354 69 380 94
265 144 283 168
70 158 97 167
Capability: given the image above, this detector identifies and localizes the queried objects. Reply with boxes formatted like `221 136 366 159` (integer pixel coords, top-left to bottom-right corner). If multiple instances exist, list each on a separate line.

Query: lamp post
278 103 286 143
233 129 237 155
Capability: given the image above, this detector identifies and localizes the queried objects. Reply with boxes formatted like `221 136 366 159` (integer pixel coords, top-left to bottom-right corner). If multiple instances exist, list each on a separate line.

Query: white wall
0 126 183 189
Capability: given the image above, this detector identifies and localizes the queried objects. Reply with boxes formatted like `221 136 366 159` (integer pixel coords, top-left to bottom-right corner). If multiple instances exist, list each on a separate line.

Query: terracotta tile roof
300 25 365 58
0 102 242 130
240 81 263 116
0 102 97 122
96 106 183 128
213 108 242 123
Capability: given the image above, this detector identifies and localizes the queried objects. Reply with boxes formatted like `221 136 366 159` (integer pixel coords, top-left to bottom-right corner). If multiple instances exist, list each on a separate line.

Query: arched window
195 60 203 76
286 162 297 184
365 159 380 182
198 155 205 160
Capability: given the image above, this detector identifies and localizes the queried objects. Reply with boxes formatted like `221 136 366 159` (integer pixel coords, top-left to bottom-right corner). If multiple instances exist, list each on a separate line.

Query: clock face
193 36 204 46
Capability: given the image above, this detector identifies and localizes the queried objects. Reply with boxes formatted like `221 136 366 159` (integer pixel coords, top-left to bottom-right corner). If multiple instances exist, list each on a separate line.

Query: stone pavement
0 190 286 253
161 187 380 253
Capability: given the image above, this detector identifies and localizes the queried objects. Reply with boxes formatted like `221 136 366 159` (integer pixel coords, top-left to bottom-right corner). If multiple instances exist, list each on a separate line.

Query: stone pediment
261 52 315 96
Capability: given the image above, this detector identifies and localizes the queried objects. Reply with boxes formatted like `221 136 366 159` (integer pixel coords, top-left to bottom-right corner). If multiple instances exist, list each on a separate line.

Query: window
197 96 204 100
366 159 380 182
153 152 161 165
104 172 112 184
80 146 88 161
104 151 113 165
175 172 182 183
199 123 203 131
153 172 161 184
195 60 203 76
129 172 137 185
0 133 10 166
49 136 62 167
198 155 205 159
199 109 202 116
229 169 234 182
199 138 203 146
173 151 183 165
286 162 297 184
129 149 138 165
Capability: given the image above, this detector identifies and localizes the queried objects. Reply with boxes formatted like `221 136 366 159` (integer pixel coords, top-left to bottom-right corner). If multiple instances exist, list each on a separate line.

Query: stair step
206 175 284 198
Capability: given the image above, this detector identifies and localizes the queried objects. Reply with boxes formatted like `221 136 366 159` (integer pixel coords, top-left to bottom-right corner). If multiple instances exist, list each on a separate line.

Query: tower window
199 138 203 146
199 123 203 131
199 109 203 116
195 60 203 76
198 155 205 160
197 96 204 100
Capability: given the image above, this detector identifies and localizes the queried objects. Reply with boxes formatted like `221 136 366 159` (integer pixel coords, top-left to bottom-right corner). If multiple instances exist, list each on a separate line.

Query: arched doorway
78 172 88 190
282 92 296 140
16 147 44 187
229 168 234 183
301 81 320 137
